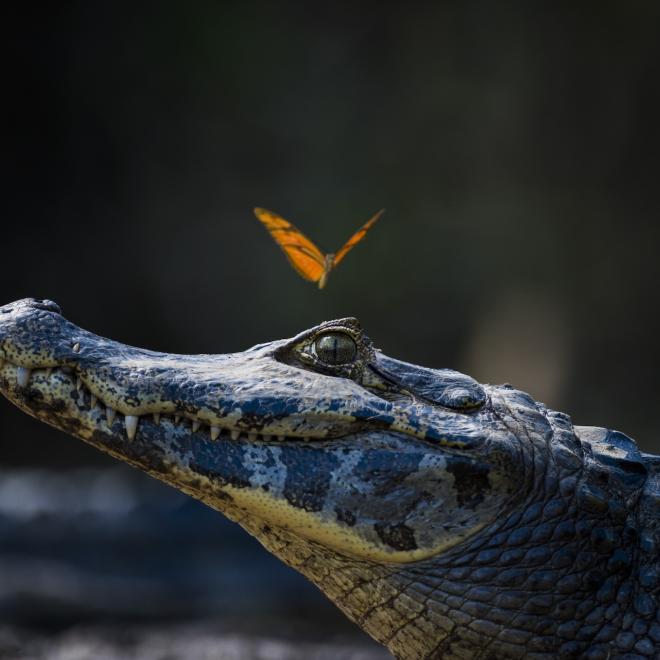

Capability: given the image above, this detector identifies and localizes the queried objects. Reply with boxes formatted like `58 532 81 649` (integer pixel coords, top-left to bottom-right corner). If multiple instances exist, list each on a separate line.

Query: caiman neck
240 419 647 659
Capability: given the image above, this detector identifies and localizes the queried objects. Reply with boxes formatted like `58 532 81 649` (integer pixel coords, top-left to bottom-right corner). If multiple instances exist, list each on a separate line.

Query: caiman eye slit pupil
314 332 357 365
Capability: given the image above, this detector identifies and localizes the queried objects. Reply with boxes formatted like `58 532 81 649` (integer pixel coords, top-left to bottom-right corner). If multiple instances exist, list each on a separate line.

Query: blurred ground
0 468 385 658
0 623 387 660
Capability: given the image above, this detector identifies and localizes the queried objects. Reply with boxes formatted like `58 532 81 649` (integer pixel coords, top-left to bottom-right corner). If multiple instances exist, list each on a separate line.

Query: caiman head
0 298 653 659
0 298 519 560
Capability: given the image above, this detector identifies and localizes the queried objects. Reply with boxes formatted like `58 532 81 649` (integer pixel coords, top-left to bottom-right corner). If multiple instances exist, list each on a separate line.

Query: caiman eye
314 332 357 365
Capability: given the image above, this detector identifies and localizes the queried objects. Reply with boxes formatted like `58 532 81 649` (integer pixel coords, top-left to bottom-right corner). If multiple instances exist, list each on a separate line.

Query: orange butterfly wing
332 208 385 266
254 207 327 282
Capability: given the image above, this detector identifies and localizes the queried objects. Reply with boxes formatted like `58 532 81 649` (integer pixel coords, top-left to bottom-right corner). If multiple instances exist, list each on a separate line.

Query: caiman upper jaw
0 298 352 443
0 298 487 448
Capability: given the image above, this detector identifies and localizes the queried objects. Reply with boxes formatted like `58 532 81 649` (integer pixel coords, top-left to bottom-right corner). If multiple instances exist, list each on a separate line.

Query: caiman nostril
31 299 62 315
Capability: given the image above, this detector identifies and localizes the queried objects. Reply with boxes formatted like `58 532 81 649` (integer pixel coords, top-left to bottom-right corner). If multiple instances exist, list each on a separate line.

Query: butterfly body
318 253 335 289
254 207 383 288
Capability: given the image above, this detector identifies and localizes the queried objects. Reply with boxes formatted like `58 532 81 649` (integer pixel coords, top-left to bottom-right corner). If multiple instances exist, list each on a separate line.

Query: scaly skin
0 298 658 659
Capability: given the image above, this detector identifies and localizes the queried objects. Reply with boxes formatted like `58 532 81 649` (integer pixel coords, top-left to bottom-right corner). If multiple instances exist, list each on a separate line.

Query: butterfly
254 207 384 289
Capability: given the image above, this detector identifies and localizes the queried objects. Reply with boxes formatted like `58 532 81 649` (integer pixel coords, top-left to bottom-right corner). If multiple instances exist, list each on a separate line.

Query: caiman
0 298 659 659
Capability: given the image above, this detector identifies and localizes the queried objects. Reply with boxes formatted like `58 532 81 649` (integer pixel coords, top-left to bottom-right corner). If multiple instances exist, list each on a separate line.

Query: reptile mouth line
0 359 310 444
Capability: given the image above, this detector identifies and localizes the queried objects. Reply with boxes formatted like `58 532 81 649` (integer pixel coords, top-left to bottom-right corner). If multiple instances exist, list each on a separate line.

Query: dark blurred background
2 2 660 657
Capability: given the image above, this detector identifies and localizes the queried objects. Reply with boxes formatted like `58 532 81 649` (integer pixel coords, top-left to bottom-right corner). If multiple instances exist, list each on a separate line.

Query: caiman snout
0 298 401 445
0 298 330 443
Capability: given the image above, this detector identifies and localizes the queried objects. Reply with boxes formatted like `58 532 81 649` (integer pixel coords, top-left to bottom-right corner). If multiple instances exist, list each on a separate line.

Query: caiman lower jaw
0 360 316 445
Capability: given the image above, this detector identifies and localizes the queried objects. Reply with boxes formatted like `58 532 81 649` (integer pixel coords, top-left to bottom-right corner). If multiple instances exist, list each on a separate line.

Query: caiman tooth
174 415 181 424
248 432 257 442
76 377 83 391
263 434 272 442
106 407 116 427
192 421 201 433
153 413 160 424
45 367 52 378
210 426 220 441
90 395 97 408
125 415 139 441
277 435 286 442
230 430 240 440
16 367 31 388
